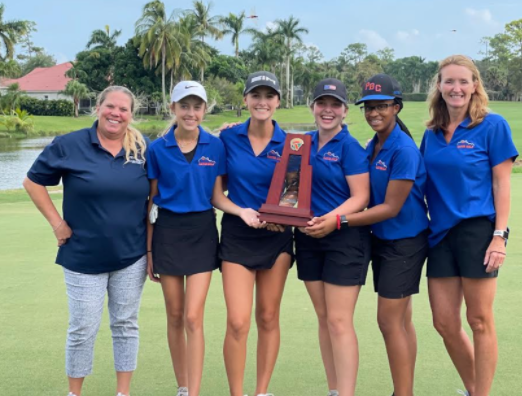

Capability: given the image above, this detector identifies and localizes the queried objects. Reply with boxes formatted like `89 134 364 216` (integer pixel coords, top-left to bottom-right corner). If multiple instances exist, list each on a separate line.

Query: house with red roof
0 62 92 111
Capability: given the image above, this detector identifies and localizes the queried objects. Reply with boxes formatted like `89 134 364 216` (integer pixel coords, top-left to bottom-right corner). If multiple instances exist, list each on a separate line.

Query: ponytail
394 98 413 139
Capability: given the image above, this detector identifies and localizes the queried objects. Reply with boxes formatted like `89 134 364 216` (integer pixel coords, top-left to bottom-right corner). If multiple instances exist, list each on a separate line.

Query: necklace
175 133 198 150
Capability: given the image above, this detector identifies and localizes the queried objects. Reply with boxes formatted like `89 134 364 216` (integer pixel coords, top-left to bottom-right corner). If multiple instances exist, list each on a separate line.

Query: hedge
20 97 74 116
402 93 428 102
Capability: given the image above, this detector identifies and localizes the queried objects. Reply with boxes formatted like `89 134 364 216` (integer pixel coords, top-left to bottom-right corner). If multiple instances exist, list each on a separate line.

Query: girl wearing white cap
146 81 258 396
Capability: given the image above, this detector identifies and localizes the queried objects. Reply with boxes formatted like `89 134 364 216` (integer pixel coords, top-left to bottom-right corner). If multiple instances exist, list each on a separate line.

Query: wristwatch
493 229 509 240
340 215 349 229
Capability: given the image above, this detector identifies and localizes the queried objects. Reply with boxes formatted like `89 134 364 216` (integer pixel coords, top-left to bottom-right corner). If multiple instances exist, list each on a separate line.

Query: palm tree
3 83 25 111
65 60 88 81
61 80 91 118
135 0 187 114
170 15 212 84
220 11 249 57
249 28 284 73
86 25 122 50
0 59 20 78
0 4 31 61
190 1 222 80
274 16 308 108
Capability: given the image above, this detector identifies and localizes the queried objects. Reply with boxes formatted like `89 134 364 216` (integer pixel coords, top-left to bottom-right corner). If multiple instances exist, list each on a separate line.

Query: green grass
1 177 522 395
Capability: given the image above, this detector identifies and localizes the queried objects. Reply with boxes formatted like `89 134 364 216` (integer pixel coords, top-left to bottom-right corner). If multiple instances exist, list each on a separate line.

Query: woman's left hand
484 236 507 273
238 208 262 228
304 216 336 238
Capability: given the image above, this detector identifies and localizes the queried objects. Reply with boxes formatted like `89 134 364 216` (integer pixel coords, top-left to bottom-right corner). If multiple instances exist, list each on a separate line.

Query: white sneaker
116 393 129 396
256 394 274 396
68 393 78 396
177 386 189 396
456 391 470 396
328 391 339 396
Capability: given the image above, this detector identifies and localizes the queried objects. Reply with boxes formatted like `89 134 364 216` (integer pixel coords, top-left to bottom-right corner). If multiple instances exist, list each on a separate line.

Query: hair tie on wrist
52 220 63 232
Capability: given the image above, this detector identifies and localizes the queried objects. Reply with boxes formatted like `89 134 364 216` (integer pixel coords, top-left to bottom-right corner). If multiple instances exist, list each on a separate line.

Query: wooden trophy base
258 204 313 227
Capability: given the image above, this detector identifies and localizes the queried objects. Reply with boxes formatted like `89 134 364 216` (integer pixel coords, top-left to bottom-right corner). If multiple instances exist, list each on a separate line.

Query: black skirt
152 209 219 276
219 213 294 270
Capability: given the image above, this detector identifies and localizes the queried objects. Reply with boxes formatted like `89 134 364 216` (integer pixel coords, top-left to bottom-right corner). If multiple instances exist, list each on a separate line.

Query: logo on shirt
457 140 475 149
198 156 216 166
376 160 388 171
290 138 304 151
267 149 282 160
323 151 339 162
127 155 145 165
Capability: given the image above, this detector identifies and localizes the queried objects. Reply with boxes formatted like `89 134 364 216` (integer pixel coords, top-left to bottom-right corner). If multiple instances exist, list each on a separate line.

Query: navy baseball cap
312 78 348 104
355 74 402 105
244 71 281 97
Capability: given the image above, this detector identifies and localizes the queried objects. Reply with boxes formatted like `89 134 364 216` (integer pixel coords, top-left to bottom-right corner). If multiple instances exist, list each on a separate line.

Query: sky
3 0 520 64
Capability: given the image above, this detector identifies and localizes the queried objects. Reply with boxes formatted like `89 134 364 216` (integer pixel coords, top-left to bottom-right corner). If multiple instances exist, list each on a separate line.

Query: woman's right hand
147 253 161 283
53 220 72 247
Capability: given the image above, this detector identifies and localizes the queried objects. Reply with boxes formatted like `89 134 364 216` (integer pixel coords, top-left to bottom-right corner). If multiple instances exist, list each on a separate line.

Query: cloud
396 29 420 41
465 8 498 25
357 29 388 50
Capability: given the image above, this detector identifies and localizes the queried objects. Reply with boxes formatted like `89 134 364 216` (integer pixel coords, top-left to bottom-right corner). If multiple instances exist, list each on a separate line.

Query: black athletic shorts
152 209 219 276
427 216 497 278
219 213 294 270
295 225 371 286
371 230 428 299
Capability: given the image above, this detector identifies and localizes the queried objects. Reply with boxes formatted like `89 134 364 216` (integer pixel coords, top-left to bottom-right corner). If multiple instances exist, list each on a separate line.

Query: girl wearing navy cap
421 55 517 396
219 71 293 396
316 74 428 396
147 81 258 396
294 78 371 396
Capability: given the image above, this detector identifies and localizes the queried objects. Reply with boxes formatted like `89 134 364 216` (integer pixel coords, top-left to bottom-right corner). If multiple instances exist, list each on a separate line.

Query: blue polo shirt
367 123 428 240
420 113 518 247
27 122 149 274
220 118 286 210
308 126 369 216
147 125 226 213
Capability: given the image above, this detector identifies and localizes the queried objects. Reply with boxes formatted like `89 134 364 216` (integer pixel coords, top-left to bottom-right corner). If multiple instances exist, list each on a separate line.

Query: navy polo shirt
27 121 149 274
220 118 286 210
367 123 428 240
420 113 518 247
147 125 226 213
308 126 369 216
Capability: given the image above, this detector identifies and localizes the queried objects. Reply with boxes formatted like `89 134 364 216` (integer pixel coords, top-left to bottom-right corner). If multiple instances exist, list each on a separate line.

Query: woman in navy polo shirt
318 74 428 396
421 55 518 396
295 78 370 396
219 71 293 396
23 86 149 396
146 81 258 396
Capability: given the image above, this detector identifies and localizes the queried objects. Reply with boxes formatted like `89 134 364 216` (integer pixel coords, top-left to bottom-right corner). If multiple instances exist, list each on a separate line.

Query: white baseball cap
171 81 207 103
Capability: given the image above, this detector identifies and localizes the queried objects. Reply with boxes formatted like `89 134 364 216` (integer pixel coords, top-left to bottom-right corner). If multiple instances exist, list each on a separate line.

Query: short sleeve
487 116 519 167
390 147 420 181
26 137 67 186
146 144 160 179
342 140 369 176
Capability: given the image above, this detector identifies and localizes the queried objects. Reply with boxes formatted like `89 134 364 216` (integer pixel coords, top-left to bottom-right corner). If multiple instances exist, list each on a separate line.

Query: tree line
1 1 522 118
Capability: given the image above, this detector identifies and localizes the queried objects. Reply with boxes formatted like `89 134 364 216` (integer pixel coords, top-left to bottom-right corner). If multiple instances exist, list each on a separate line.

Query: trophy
259 134 314 227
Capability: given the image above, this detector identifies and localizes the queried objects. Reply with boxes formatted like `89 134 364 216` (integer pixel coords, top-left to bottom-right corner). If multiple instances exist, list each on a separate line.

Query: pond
0 136 55 191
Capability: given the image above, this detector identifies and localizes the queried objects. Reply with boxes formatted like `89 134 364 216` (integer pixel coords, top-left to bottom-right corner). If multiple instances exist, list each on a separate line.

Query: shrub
402 93 428 102
19 97 74 116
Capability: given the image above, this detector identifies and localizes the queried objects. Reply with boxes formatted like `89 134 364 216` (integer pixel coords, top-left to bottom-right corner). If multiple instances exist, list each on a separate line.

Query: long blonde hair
96 86 147 163
426 55 489 131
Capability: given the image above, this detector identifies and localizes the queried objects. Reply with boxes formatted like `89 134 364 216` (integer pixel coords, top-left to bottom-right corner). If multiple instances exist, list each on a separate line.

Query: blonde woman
146 81 258 396
23 86 149 396
421 55 518 396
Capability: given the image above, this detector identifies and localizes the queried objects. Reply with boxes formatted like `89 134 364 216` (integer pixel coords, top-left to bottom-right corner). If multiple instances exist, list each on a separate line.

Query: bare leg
68 377 85 395
161 275 188 389
428 278 475 393
462 278 497 396
324 284 361 396
184 272 213 396
377 296 415 396
116 372 133 395
254 253 291 394
222 262 256 396
304 281 337 391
